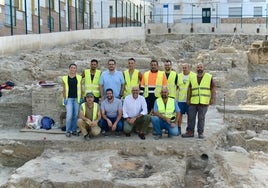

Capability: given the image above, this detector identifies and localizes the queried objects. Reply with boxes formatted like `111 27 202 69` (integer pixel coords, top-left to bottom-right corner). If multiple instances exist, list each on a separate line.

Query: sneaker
125 133 131 137
154 135 162 140
181 131 194 138
65 132 71 137
198 134 205 139
72 131 79 136
115 131 121 137
84 135 90 141
102 131 110 136
138 133 146 140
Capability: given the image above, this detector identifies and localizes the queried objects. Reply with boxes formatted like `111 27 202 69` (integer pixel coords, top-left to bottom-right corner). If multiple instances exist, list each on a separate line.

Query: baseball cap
86 92 94 97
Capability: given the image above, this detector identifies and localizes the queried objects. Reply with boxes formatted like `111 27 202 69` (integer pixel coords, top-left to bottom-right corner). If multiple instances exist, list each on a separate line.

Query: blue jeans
151 116 179 136
99 117 124 132
187 104 208 134
65 98 80 133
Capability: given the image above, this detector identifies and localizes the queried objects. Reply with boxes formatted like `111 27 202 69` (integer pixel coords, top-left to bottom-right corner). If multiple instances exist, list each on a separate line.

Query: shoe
152 131 157 135
198 134 205 139
125 133 131 137
154 135 162 140
65 132 71 137
181 131 194 138
115 131 121 137
72 131 79 136
102 131 110 136
138 133 146 140
84 134 90 141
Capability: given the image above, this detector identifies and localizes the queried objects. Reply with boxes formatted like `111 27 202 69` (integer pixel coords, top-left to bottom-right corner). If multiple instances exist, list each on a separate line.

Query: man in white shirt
123 86 151 140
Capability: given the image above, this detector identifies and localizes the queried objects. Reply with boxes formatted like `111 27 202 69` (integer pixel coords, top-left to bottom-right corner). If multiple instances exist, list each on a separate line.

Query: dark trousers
99 117 124 132
145 93 156 113
187 104 208 134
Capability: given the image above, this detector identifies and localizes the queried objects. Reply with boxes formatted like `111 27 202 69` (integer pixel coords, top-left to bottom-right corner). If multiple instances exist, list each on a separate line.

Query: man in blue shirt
99 59 125 101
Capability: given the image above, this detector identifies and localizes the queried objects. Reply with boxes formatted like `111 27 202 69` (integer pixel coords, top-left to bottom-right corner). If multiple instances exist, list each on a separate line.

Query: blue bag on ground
41 116 55 130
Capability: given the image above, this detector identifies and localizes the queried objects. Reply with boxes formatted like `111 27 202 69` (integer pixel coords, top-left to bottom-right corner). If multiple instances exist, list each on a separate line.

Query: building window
14 0 23 11
254 6 262 17
109 5 113 17
78 0 85 23
228 7 242 17
46 0 54 9
5 0 16 26
174 5 180 10
47 16 54 30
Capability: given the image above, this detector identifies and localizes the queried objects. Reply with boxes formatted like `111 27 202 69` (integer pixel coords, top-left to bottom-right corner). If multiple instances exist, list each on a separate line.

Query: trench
0 138 213 188
1 117 267 188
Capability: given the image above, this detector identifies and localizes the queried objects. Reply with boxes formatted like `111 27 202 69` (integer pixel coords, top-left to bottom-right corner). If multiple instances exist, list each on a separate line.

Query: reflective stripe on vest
123 69 139 96
190 73 212 105
177 71 195 102
62 74 82 103
166 71 177 98
81 102 98 120
143 71 164 98
156 97 176 118
84 69 101 97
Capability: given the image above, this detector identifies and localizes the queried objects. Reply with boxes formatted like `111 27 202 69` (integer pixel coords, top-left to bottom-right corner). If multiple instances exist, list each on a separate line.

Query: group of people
62 58 216 140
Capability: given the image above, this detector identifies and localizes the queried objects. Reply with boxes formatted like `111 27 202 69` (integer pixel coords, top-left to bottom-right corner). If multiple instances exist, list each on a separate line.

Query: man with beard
77 92 101 141
164 60 178 99
81 59 101 103
100 59 125 101
140 60 167 114
182 63 216 139
151 87 181 140
99 88 124 136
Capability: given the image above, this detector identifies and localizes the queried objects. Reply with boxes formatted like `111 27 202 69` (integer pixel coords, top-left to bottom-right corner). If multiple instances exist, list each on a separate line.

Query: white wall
0 27 145 55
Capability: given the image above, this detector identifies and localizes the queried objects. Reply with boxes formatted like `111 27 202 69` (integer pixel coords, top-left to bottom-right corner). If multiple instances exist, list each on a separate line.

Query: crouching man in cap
77 92 101 140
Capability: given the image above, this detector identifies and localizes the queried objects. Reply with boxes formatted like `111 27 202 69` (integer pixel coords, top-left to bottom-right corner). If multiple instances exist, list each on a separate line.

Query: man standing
140 60 167 113
81 59 101 103
164 60 178 99
99 88 124 135
123 58 142 97
77 92 101 140
182 63 216 139
177 63 196 128
62 63 82 137
123 86 150 140
100 59 125 100
151 87 181 140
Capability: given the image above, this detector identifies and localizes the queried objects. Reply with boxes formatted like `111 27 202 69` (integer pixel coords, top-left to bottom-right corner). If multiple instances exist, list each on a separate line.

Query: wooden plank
20 128 65 134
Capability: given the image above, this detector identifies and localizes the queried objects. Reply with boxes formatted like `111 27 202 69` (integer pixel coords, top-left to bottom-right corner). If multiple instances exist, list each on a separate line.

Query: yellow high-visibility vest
143 71 164 98
62 74 82 103
84 69 101 97
123 69 139 96
156 97 175 118
190 73 212 105
177 71 195 102
166 71 177 98
81 102 98 120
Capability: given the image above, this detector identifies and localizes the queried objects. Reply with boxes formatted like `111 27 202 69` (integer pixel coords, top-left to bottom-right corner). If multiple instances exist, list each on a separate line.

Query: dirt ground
0 34 268 187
